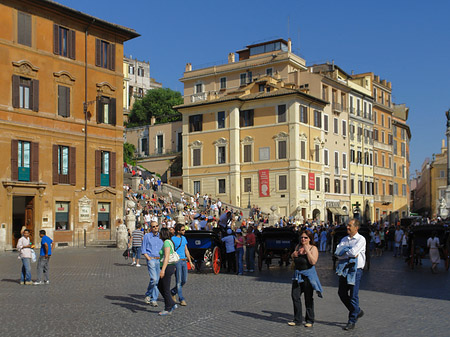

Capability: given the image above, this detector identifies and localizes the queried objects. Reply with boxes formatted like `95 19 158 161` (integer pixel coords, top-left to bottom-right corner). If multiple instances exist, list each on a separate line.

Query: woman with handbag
157 228 179 315
17 229 34 285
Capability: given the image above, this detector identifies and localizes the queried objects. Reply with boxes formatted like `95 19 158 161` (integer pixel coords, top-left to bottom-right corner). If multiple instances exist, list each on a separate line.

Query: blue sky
57 0 450 175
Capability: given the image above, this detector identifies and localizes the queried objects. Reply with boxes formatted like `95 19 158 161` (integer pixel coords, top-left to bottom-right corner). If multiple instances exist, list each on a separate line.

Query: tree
127 88 183 127
123 142 136 165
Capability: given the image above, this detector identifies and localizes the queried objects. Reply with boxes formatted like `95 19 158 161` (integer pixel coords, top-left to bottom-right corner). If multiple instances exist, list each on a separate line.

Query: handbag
161 240 180 264
122 248 131 259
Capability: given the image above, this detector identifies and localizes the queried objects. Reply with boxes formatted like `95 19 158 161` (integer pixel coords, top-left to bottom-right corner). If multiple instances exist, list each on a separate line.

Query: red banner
259 169 270 197
308 173 315 190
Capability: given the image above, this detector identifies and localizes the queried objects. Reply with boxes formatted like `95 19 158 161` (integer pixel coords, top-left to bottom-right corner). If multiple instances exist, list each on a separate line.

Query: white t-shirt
427 237 440 249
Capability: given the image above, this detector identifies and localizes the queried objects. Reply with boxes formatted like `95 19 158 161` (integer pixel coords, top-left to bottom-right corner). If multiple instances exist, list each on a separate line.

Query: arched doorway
312 208 321 221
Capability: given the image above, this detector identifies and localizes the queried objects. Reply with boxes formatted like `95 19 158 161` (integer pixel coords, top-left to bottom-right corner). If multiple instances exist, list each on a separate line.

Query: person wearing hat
221 229 236 273
235 228 245 275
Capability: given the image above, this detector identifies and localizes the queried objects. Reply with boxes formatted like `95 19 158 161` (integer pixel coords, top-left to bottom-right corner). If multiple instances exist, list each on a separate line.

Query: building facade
0 0 138 249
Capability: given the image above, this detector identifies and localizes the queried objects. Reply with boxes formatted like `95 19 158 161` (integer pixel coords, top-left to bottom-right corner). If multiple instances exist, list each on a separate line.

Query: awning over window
328 207 347 216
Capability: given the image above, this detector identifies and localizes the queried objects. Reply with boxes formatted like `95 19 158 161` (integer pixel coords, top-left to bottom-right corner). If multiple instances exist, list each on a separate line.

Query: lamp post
443 109 450 218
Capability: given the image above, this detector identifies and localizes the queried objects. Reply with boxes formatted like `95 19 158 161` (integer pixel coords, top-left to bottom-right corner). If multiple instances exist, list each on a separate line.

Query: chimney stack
228 53 235 63
185 63 192 72
288 38 292 52
442 139 446 153
150 116 156 125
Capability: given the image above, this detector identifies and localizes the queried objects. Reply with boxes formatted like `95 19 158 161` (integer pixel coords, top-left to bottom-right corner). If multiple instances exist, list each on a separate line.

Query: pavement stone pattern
1 248 450 336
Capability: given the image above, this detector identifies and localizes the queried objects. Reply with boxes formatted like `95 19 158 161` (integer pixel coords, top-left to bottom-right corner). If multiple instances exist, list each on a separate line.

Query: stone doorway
12 196 34 248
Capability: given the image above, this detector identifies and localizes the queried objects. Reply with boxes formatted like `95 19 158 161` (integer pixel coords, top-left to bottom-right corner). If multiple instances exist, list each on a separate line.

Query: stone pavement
1 248 450 337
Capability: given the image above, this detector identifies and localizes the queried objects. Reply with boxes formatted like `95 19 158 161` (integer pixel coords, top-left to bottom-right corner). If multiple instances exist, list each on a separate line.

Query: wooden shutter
12 75 20 108
96 97 102 123
52 144 59 184
53 24 59 54
11 140 18 180
95 150 101 187
65 86 70 117
69 147 76 186
31 80 39 112
109 98 116 125
31 142 39 182
18 12 31 47
109 44 116 71
95 38 101 67
68 29 76 59
110 151 116 188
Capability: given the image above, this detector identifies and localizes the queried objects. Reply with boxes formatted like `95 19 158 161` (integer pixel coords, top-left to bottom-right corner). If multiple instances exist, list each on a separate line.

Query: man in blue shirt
142 221 163 306
34 230 55 285
171 223 194 306
222 229 236 273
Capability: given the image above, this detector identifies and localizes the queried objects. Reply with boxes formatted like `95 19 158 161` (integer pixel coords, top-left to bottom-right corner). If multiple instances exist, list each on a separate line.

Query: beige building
0 0 138 249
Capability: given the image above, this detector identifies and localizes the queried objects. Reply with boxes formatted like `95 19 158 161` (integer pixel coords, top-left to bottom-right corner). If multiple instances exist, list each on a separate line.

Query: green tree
127 88 183 127
123 142 136 165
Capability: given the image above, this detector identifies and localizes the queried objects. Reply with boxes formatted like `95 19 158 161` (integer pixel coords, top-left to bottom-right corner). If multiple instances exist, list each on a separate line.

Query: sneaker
25 281 33 285
180 300 187 306
144 296 151 304
131 262 136 265
304 323 313 328
171 295 177 303
44 280 50 284
33 281 43 285
158 310 171 316
136 264 141 267
287 321 299 326
19 281 24 285
150 301 158 307
169 304 178 312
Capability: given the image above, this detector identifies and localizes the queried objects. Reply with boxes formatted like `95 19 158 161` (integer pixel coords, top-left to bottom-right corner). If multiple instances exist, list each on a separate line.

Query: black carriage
257 227 299 271
331 225 371 270
184 229 223 274
406 224 450 270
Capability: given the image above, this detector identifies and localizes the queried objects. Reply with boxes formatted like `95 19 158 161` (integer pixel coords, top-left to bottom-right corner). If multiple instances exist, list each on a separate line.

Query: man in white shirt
336 219 366 331
393 225 404 257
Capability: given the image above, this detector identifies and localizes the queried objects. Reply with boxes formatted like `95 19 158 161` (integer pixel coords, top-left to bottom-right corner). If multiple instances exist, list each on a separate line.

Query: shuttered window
300 141 306 160
278 140 287 159
277 105 286 123
300 106 308 123
189 115 202 132
95 39 115 70
193 148 201 166
244 178 252 192
53 25 76 59
53 145 76 185
96 96 116 125
279 175 287 190
18 12 31 47
58 85 70 117
239 109 254 127
11 140 39 182
243 144 251 162
12 76 39 111
95 150 116 187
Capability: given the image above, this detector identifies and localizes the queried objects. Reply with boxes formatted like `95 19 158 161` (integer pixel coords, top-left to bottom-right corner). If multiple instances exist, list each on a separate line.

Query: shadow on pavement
230 309 291 324
104 295 151 313
1 279 20 284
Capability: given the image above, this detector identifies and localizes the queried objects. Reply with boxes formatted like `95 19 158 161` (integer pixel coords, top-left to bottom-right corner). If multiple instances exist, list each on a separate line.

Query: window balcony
191 92 208 103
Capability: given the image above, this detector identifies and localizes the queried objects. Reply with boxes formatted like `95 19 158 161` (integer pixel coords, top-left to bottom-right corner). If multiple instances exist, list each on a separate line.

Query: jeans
171 260 188 301
20 258 32 282
291 277 314 324
158 264 176 311
145 259 160 301
393 244 402 257
132 246 141 260
236 247 244 274
338 268 363 324
36 256 50 282
245 246 255 271
319 240 327 252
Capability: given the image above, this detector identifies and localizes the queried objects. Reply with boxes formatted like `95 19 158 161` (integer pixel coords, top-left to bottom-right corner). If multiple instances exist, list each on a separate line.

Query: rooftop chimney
185 63 192 72
288 38 292 52
442 139 446 153
228 53 235 63
374 75 379 82
381 79 387 86
150 116 156 125
387 81 392 89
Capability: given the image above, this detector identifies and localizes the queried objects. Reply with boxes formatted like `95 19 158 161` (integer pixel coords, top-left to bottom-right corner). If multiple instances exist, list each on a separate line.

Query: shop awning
328 207 347 216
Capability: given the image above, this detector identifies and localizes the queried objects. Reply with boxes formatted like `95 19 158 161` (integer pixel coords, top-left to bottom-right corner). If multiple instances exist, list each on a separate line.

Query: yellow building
0 0 138 249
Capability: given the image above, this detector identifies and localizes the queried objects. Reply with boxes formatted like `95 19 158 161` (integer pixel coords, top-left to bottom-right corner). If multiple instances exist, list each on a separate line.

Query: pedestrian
374 230 382 257
221 229 236 273
335 218 366 330
129 223 144 267
171 223 195 306
245 226 256 272
34 230 55 285
393 225 404 257
288 230 322 327
319 228 327 252
16 229 33 285
235 229 245 275
427 231 441 274
157 228 178 315
142 221 163 307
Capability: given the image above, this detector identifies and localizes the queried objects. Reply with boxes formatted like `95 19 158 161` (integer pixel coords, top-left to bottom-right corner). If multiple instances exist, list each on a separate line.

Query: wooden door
25 197 34 244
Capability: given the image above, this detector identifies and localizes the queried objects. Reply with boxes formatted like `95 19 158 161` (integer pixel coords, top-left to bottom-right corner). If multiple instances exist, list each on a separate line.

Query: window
17 141 30 181
322 85 328 101
177 132 182 152
402 184 407 196
388 117 391 128
373 129 379 141
334 179 341 194
381 131 385 143
342 120 347 137
335 151 339 174
53 145 76 185
349 96 354 113
95 150 116 188
96 96 116 125
266 68 273 76
58 85 70 117
189 114 203 132
55 202 70 231
244 178 252 192
98 202 110 230
277 105 286 123
351 179 354 193
129 65 134 75
240 73 247 85
217 111 225 129
53 25 75 59
193 148 201 166
11 140 39 182
324 149 329 166
401 143 406 157
333 117 338 134
218 146 226 164
394 163 397 177
401 128 406 140
316 177 320 191
156 135 163 154
195 83 203 94
393 140 397 155
12 76 39 111
394 183 398 196
315 144 320 162
218 179 226 194
300 106 308 123
259 84 265 92
357 99 360 115
193 181 201 195
358 180 363 194
350 149 355 163
314 110 322 128
279 175 287 190
381 114 385 127
388 133 393 145
343 153 347 170
324 178 330 193
323 114 329 131
278 140 287 159
300 141 306 160
137 67 144 77
18 11 31 47
240 109 254 127
220 77 227 89
381 153 385 167
243 144 252 162
301 175 306 190
343 179 347 194
95 39 115 70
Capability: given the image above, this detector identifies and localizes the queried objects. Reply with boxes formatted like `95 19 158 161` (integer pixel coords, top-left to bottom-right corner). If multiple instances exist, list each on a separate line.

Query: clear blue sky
57 0 450 176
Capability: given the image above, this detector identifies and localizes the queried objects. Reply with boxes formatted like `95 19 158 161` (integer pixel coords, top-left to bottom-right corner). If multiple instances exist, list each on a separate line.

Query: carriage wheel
212 247 221 275
258 245 263 271
409 240 415 270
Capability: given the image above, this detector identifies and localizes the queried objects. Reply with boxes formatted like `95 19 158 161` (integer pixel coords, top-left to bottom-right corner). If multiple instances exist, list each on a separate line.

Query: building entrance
12 196 34 247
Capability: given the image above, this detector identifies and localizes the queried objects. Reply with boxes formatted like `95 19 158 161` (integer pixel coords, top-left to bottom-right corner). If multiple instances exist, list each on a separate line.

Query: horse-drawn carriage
331 225 371 270
405 224 450 270
184 229 224 274
257 227 299 271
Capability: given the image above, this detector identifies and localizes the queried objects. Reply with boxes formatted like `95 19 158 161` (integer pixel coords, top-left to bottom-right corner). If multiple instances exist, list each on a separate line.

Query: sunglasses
151 226 158 228
300 236 309 239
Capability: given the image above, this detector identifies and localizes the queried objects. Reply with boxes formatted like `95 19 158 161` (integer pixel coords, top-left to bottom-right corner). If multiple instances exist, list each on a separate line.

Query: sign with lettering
308 173 315 190
78 196 92 223
259 169 270 197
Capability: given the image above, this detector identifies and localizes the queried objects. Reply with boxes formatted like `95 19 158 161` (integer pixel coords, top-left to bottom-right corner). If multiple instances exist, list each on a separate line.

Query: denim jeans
145 259 160 301
319 240 327 252
132 246 141 260
171 260 188 301
20 258 32 282
338 268 363 324
36 256 50 282
236 247 244 274
245 246 255 271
